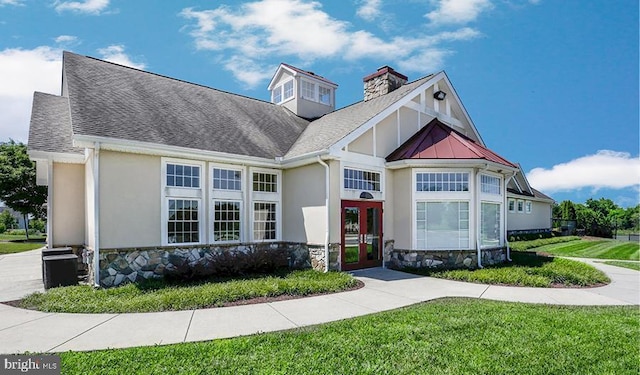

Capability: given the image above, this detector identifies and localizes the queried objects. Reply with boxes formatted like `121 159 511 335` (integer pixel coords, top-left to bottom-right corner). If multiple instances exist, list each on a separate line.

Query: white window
213 168 242 191
283 80 294 100
319 86 331 105
253 202 277 240
481 174 501 195
251 168 281 241
213 200 241 242
272 86 282 104
166 163 200 188
525 201 532 214
163 160 204 245
481 202 501 248
167 199 200 244
416 201 469 250
301 80 315 100
517 200 524 213
211 164 244 243
508 199 515 213
253 172 278 193
416 172 469 192
344 168 381 192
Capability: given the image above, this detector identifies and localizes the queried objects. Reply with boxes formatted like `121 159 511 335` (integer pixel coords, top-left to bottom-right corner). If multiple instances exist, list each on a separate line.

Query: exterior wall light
433 90 446 101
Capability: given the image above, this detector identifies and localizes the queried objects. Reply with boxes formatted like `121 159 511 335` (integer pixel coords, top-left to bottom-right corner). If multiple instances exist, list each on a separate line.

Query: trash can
41 247 73 281
43 254 78 290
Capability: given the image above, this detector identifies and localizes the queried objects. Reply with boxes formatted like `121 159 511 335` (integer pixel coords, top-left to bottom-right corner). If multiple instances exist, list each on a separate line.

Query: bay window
416 201 469 250
480 202 500 247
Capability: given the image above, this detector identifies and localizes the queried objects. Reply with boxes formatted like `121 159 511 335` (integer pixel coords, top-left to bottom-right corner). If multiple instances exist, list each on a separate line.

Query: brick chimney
363 66 408 101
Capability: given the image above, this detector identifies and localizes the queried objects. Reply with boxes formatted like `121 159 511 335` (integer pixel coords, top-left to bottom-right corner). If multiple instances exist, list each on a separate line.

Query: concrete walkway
0 249 637 354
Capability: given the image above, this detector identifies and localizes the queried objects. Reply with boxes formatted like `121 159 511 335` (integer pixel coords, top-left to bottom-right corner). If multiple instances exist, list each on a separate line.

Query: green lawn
0 233 46 241
398 252 609 287
526 239 640 261
0 241 44 255
58 298 640 375
602 261 640 271
20 269 358 313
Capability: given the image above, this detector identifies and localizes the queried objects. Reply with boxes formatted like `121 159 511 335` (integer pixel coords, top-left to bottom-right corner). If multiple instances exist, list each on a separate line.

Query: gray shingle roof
28 92 83 155
63 51 310 159
284 75 433 158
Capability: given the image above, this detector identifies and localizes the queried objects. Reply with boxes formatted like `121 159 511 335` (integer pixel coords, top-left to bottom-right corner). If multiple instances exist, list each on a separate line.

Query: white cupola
267 63 338 120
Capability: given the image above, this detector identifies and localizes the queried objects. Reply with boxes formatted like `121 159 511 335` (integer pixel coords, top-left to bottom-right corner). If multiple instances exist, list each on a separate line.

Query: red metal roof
386 118 517 168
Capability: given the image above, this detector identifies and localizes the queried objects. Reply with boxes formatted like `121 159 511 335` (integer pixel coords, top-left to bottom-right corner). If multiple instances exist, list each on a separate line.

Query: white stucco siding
507 199 552 231
399 107 419 144
99 151 161 248
282 163 326 244
52 162 85 246
348 128 374 156
392 168 412 249
375 114 397 158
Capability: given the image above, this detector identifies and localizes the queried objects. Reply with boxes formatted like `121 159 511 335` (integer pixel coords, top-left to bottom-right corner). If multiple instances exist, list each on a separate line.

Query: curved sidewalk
0 250 637 354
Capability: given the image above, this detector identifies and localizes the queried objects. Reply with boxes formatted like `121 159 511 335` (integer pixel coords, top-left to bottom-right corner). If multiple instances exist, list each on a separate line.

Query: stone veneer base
387 247 506 270
88 242 341 288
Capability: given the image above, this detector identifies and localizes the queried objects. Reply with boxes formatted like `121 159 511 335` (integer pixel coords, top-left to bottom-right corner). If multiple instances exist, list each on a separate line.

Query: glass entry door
341 200 383 270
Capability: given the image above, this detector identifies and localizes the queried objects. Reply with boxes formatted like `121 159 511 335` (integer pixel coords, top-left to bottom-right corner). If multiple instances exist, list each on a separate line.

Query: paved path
0 250 637 354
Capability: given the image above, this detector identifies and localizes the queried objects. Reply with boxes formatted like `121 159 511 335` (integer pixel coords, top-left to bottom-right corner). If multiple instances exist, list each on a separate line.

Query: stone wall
89 242 332 288
387 247 506 270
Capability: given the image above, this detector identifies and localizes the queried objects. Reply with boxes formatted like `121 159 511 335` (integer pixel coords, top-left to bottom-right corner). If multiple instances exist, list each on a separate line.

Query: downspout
503 172 517 262
93 143 101 287
317 156 330 272
476 164 488 269
46 159 53 249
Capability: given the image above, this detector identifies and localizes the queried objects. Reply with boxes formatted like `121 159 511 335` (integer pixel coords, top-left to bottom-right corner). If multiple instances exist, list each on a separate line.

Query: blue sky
0 0 638 207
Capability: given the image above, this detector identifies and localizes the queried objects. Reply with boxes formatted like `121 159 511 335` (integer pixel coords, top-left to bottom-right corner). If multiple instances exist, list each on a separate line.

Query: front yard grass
59 298 640 375
0 241 44 255
513 237 639 261
399 252 609 287
602 261 640 271
19 269 358 313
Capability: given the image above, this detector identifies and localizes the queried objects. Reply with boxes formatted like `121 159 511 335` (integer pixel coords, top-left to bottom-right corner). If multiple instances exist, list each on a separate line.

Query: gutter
93 143 101 287
317 156 330 273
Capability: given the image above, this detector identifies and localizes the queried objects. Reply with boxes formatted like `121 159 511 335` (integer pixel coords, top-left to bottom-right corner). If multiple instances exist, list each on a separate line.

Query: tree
0 209 18 233
556 200 577 220
0 140 47 240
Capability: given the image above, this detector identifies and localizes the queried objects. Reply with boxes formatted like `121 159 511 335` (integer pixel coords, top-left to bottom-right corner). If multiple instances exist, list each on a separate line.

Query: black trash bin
41 247 73 281
43 254 78 290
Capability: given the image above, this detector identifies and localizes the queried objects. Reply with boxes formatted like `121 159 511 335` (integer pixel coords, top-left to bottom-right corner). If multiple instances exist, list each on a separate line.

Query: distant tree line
553 198 640 238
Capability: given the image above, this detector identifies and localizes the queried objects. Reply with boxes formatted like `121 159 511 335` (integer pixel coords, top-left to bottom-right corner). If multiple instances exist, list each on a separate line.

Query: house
28 52 553 287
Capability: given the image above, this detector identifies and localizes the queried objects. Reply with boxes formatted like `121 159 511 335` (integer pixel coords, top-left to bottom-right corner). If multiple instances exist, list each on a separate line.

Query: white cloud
54 35 77 43
527 150 640 193
425 0 493 25
356 0 382 21
0 46 62 142
54 0 109 15
0 0 24 6
97 45 146 70
180 0 481 87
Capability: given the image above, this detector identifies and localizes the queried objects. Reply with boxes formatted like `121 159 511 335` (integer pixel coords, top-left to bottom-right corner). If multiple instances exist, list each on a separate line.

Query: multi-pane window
283 80 294 100
301 80 315 99
213 168 241 191
525 201 532 214
319 86 331 105
508 199 516 212
168 199 199 244
253 172 278 193
213 201 241 242
416 172 469 192
481 174 501 195
253 202 277 240
481 202 501 247
517 200 524 213
416 201 469 250
344 168 381 191
166 164 200 188
272 86 282 103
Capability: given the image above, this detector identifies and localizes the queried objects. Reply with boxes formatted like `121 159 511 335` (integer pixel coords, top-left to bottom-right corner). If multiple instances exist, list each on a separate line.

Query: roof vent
363 66 408 101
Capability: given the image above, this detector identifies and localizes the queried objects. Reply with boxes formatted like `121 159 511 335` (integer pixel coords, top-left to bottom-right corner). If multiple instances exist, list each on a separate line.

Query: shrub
508 231 554 242
29 219 46 233
0 222 5 233
5 228 40 236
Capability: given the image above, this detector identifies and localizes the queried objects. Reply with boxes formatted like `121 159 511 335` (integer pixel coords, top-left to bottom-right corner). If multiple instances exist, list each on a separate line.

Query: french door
341 200 383 270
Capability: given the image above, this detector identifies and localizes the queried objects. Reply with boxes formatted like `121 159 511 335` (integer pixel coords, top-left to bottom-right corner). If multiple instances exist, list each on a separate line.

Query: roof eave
28 149 85 164
385 158 519 172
